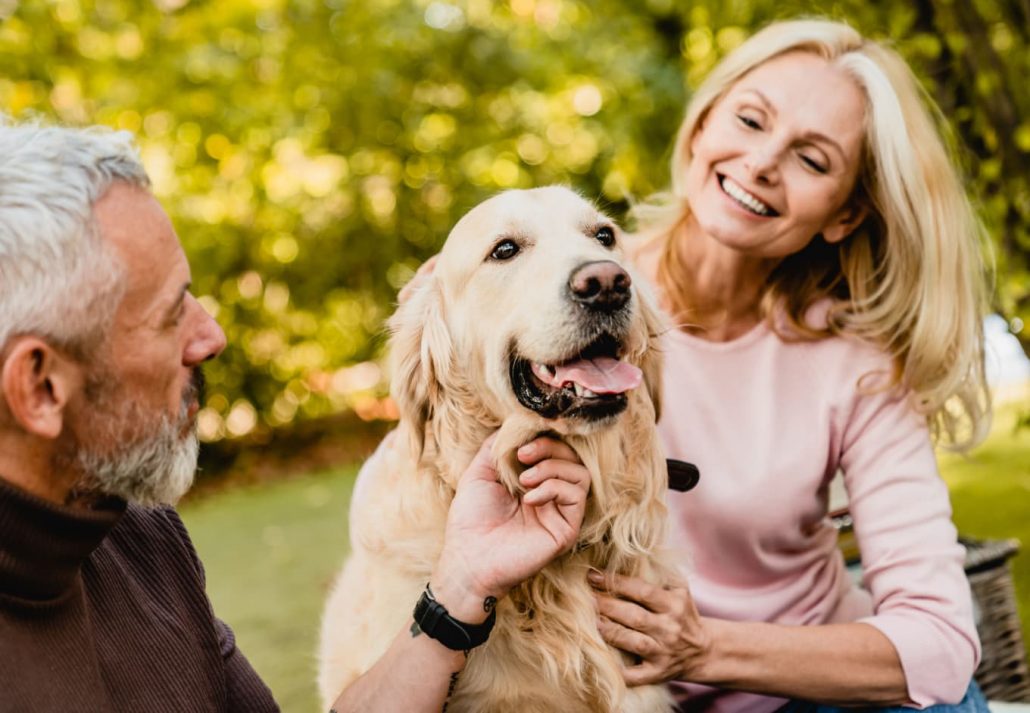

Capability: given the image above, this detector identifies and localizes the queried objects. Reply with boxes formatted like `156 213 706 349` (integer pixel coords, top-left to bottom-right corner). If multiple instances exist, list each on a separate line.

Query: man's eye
490 239 520 261
594 226 615 248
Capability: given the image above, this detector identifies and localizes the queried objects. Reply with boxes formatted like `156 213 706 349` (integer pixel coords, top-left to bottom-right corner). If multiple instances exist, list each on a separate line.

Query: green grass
181 410 1030 713
181 466 359 713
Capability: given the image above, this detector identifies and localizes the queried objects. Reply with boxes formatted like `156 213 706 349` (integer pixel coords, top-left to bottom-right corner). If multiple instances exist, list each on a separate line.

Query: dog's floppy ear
388 275 451 454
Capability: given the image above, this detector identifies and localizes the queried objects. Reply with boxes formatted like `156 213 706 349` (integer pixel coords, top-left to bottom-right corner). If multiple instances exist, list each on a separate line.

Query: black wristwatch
411 583 497 651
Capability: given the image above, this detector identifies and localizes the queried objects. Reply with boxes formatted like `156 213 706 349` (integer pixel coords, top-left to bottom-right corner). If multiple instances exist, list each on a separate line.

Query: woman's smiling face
683 51 869 258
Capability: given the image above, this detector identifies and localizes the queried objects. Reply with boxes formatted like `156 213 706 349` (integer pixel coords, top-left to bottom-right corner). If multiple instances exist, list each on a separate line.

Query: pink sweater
657 314 980 712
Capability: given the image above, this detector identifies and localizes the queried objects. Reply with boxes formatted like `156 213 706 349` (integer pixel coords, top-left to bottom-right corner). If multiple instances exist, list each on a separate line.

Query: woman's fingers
594 592 657 634
622 661 666 687
596 614 661 659
589 571 674 614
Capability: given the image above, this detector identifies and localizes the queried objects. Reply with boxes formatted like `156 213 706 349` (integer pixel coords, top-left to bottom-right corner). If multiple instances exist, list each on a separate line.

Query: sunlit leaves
2 0 1027 441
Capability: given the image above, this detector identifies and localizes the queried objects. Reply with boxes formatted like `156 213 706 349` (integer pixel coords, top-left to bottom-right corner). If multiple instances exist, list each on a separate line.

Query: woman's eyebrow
740 88 776 116
741 88 845 161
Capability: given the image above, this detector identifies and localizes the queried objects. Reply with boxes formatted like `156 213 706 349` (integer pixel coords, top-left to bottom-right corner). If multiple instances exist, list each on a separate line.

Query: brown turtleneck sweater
0 477 279 712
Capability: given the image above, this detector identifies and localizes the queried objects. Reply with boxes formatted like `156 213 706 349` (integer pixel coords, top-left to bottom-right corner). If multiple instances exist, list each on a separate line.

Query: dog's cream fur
318 187 678 712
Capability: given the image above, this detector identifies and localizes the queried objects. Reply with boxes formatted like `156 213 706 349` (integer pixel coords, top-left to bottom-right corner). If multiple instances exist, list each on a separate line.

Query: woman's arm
592 571 908 705
594 366 977 706
330 435 591 713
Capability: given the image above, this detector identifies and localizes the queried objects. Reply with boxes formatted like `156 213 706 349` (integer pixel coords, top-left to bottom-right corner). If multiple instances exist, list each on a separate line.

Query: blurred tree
1 0 1026 450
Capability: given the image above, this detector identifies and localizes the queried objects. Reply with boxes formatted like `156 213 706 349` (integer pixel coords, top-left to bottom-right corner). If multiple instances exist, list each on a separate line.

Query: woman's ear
1 337 82 439
822 200 869 245
387 275 451 455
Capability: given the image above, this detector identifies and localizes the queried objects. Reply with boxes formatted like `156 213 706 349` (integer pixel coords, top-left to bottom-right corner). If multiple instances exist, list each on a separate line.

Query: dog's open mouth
509 333 642 421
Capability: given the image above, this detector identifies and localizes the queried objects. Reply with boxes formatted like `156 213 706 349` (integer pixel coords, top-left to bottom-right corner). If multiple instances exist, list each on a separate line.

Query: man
0 119 591 712
0 119 280 711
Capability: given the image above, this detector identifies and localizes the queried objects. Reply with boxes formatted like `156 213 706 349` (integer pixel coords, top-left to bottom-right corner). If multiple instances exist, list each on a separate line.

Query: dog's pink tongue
553 357 642 394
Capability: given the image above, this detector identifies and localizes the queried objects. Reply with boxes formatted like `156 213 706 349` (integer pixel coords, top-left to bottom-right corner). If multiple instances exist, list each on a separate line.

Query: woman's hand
431 435 591 622
590 571 712 686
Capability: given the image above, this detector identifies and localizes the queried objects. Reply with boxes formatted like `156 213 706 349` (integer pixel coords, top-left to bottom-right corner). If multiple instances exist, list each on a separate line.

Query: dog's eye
490 239 520 261
594 226 616 248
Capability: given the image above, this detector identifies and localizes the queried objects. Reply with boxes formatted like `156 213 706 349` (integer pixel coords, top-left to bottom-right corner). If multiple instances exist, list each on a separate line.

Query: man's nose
183 297 227 365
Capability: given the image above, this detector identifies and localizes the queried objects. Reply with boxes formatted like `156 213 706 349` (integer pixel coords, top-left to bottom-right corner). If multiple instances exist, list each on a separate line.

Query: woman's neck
669 219 780 342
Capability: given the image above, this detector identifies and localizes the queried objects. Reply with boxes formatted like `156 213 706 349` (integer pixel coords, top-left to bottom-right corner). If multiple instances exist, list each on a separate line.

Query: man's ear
0 337 83 439
822 200 869 245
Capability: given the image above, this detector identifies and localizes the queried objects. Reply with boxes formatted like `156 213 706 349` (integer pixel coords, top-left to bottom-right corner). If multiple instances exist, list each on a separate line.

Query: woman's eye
594 226 616 247
800 154 828 174
490 239 520 261
737 114 761 130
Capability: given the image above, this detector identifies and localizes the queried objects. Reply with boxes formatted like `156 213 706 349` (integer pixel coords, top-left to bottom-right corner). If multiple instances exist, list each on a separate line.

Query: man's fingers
523 478 587 508
530 500 578 549
519 460 590 491
517 437 581 466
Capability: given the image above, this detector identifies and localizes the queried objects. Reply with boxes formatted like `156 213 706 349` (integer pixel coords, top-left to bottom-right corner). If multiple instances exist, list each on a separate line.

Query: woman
591 18 991 713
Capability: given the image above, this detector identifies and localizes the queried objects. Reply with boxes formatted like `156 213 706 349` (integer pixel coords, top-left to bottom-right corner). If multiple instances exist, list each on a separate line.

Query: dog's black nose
568 260 631 312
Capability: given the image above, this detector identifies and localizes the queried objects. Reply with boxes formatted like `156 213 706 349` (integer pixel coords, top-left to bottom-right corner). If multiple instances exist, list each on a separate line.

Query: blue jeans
778 679 990 713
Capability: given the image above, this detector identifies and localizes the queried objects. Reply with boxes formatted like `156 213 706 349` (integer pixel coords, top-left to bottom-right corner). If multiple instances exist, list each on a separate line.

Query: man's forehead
93 183 189 320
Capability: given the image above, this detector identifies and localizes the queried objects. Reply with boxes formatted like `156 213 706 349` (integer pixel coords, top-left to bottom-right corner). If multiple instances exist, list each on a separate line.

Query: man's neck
0 433 76 505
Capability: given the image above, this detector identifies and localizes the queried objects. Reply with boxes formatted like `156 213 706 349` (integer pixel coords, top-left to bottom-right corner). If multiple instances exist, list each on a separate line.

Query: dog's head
390 187 664 459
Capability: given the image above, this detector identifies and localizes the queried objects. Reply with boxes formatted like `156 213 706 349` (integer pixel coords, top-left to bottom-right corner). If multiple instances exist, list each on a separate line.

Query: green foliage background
1 0 1028 441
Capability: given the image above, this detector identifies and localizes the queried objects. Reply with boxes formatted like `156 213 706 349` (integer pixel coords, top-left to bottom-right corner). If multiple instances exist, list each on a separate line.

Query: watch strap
412 583 496 651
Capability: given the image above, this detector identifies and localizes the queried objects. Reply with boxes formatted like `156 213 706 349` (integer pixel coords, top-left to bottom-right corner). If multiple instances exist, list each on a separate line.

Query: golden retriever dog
318 186 678 712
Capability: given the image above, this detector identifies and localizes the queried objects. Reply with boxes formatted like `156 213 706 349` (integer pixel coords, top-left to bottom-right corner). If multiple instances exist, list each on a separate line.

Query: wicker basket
831 511 1030 702
962 537 1030 702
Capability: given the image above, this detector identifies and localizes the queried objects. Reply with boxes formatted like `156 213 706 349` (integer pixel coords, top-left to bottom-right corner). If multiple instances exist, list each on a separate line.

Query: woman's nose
744 142 780 185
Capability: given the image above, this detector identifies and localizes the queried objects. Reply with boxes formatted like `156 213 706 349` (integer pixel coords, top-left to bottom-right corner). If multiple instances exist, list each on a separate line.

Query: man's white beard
74 407 198 506
64 369 203 507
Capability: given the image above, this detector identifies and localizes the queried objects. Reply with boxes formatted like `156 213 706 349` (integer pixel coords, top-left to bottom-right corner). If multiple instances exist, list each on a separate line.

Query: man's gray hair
0 116 151 359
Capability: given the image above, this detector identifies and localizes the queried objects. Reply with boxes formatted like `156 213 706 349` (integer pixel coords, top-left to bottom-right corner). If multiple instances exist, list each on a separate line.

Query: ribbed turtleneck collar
0 476 126 601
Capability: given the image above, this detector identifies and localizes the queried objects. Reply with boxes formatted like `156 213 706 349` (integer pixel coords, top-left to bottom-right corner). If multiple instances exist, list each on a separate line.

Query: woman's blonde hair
636 19 991 450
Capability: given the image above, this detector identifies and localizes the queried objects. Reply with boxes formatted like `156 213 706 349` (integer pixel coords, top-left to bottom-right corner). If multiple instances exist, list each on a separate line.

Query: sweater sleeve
160 507 281 712
838 382 980 707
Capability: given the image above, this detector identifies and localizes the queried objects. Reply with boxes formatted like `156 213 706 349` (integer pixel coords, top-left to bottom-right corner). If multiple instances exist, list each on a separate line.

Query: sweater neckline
662 317 770 352
0 476 126 601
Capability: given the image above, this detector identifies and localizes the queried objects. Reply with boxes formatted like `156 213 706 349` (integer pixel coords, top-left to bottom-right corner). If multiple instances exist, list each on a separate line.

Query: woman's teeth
721 176 773 216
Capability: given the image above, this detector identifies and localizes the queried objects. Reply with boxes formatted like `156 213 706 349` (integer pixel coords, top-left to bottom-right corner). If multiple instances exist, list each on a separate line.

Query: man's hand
429 434 590 622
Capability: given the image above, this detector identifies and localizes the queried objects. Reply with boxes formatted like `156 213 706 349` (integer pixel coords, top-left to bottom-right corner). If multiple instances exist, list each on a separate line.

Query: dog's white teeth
572 383 598 398
531 362 556 382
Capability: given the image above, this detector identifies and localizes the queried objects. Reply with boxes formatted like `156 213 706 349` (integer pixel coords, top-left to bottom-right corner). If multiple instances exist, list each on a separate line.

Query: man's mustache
183 367 206 410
